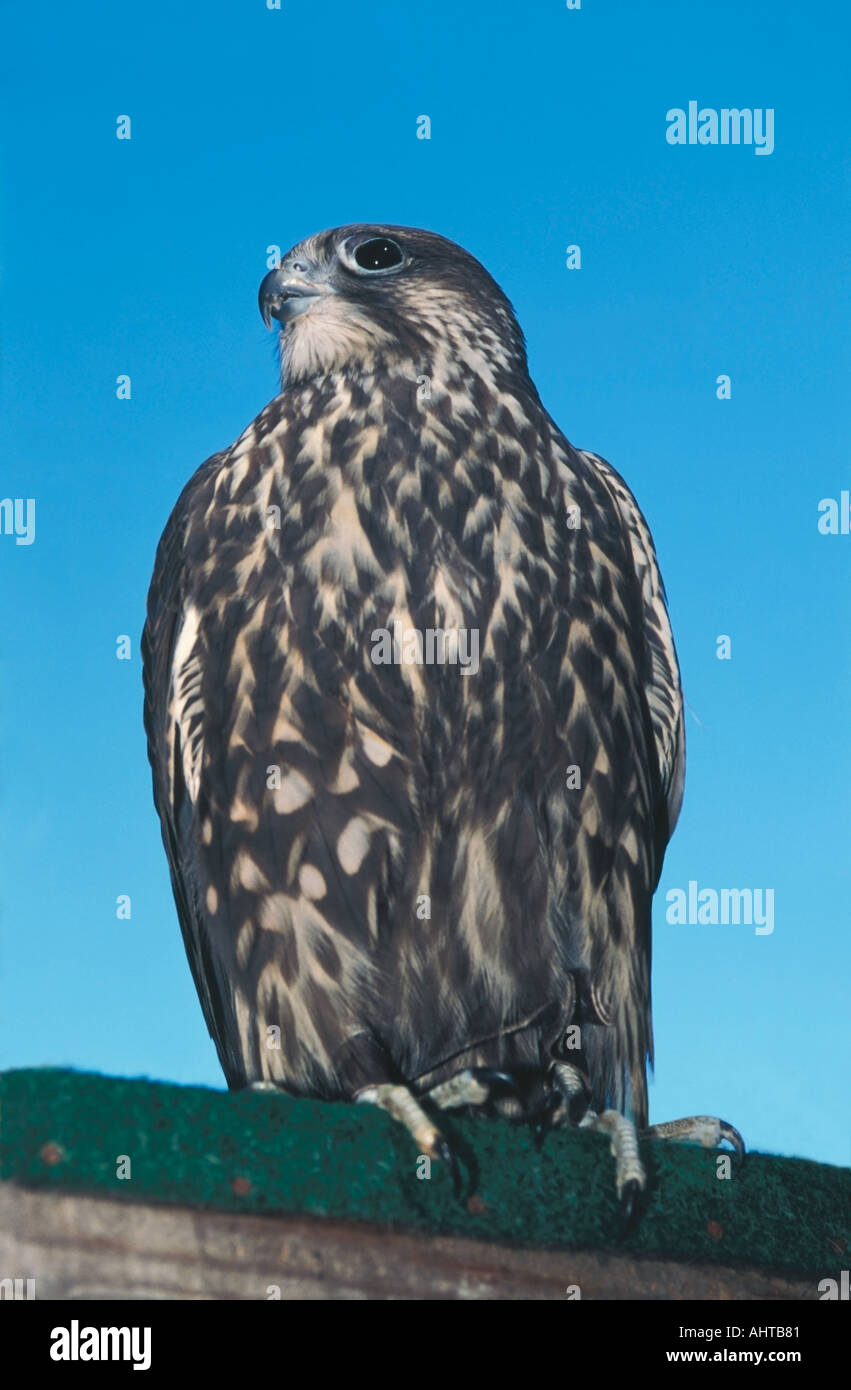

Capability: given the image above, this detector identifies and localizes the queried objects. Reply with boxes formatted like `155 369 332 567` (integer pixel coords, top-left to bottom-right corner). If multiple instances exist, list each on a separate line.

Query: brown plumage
142 224 684 1144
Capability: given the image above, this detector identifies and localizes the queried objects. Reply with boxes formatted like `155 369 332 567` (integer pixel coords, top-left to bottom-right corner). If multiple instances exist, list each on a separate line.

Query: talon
435 1137 464 1198
532 1089 562 1149
357 1081 463 1193
468 1067 520 1100
619 1178 642 1237
719 1119 746 1162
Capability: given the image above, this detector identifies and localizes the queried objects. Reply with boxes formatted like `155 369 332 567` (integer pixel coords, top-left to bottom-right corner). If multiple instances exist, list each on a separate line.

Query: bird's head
258 224 530 391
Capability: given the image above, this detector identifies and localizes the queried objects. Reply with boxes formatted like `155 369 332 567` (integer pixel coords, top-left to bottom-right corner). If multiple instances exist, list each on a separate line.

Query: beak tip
258 267 281 329
258 265 324 328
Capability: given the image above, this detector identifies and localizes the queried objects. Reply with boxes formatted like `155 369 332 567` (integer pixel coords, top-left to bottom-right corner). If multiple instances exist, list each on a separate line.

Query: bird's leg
643 1115 745 1158
552 1059 589 1119
355 1082 463 1194
554 1062 646 1223
582 1110 646 1224
356 1068 523 1194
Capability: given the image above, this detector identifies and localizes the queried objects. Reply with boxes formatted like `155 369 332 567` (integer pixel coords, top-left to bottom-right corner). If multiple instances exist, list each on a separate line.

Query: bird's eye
353 237 404 272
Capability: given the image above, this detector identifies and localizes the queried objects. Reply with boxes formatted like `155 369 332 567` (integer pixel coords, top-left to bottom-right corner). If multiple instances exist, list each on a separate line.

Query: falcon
143 224 742 1214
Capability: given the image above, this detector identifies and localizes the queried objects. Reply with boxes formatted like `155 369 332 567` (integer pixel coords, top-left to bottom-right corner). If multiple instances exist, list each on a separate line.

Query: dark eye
353 237 404 271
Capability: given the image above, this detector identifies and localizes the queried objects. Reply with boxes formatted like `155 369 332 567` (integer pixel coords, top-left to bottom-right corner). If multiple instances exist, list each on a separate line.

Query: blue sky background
1 1 848 1167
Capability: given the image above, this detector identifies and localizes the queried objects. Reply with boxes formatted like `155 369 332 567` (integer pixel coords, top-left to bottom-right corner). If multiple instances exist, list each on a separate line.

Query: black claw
719 1120 746 1163
618 1179 642 1238
435 1137 464 1199
468 1067 521 1101
532 1090 562 1150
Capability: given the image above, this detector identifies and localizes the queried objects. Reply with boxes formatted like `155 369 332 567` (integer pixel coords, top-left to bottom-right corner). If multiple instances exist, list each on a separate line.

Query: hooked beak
258 265 326 328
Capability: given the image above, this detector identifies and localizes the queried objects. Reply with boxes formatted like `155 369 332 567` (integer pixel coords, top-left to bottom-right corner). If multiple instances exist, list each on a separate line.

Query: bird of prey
143 224 742 1213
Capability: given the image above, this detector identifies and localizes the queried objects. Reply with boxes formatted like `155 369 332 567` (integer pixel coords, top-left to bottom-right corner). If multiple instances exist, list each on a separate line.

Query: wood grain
0 1183 814 1301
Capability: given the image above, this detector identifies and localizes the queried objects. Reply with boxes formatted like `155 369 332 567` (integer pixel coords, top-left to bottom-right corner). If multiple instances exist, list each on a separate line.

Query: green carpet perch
1 1068 847 1284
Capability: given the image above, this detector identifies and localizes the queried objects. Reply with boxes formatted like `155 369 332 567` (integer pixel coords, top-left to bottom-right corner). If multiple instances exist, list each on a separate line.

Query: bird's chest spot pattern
163 369 664 1094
